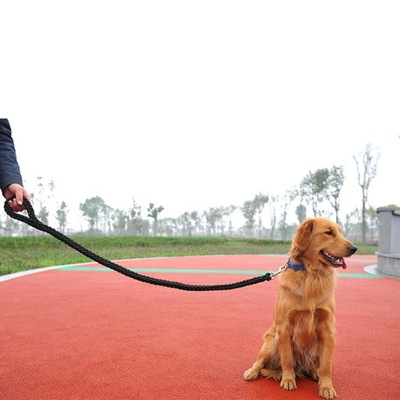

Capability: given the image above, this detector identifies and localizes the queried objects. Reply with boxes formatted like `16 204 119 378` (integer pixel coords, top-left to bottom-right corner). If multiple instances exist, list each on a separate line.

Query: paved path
1 255 399 400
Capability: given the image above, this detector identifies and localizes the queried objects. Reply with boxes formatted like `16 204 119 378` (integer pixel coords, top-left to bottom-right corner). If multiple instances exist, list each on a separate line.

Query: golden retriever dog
243 217 357 399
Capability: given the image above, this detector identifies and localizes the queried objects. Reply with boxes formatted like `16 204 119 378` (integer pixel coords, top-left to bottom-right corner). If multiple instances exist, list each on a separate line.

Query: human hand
3 183 30 212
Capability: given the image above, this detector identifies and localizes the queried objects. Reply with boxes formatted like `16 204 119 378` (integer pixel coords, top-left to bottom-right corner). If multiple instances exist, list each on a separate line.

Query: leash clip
270 264 288 280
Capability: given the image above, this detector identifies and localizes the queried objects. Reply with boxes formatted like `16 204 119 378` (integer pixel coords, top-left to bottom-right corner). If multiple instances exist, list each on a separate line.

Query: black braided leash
4 198 279 291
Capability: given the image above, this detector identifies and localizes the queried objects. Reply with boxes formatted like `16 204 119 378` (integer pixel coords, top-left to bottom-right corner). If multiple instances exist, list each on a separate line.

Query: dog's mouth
321 250 347 269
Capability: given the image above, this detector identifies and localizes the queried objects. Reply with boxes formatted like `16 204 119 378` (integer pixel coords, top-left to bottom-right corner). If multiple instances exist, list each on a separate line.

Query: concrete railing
376 207 400 277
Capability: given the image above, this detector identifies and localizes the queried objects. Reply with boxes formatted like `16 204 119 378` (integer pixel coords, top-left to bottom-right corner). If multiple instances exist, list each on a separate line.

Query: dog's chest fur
277 268 337 352
280 267 337 309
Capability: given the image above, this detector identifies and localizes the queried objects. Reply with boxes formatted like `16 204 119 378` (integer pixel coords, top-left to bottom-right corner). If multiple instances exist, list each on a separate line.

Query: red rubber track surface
1 255 399 400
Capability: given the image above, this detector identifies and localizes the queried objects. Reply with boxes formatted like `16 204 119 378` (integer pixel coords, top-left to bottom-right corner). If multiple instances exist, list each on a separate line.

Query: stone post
376 207 400 277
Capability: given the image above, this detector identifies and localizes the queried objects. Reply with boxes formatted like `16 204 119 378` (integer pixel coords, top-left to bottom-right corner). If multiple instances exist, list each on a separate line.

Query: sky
1 1 399 230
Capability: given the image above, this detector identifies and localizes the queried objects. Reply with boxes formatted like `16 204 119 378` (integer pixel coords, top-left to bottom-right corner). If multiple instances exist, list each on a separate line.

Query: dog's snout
348 245 357 255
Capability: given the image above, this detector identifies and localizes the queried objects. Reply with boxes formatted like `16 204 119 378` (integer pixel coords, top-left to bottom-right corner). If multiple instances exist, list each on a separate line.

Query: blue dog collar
287 258 306 271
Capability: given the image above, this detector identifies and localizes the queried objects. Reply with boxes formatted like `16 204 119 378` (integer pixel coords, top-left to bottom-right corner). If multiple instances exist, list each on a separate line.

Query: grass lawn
0 235 377 276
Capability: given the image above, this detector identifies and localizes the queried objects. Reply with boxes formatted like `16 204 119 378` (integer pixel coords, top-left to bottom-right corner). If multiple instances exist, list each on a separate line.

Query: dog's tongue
342 259 347 269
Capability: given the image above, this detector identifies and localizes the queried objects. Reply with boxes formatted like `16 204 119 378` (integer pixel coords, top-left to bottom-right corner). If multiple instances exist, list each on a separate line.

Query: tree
353 143 379 244
365 206 379 243
127 198 143 235
279 189 296 239
129 199 141 220
181 212 192 236
147 203 164 236
56 201 68 233
253 193 269 239
295 204 307 223
204 207 224 235
226 205 237 236
241 200 257 237
326 165 345 224
37 206 50 227
344 209 361 240
268 195 282 239
80 196 107 231
112 209 128 234
31 176 55 228
300 168 330 216
190 211 201 235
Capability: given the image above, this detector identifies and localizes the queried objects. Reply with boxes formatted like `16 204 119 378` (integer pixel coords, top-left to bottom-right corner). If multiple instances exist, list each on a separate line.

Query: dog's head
289 217 357 269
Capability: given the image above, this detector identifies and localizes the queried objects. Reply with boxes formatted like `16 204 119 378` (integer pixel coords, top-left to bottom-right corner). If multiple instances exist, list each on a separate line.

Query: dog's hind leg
243 328 277 381
260 368 282 381
300 368 319 381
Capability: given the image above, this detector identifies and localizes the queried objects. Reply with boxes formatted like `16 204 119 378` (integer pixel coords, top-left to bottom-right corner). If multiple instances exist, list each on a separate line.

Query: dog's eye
325 230 334 236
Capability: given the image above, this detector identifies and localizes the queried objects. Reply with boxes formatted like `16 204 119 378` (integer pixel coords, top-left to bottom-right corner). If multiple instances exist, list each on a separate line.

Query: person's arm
0 119 29 211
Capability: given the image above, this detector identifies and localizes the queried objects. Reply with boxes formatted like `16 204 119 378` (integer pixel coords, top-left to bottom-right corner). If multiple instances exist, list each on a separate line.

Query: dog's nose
349 245 357 254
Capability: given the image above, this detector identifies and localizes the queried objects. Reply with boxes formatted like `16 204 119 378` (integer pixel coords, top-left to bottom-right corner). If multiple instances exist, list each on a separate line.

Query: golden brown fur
243 217 357 399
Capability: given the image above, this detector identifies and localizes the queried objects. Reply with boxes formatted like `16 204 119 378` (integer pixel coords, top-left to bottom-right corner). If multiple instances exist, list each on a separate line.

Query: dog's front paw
243 367 260 381
280 377 297 391
319 385 337 399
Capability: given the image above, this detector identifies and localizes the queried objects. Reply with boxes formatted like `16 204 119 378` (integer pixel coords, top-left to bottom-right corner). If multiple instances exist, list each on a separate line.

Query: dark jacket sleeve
0 119 23 191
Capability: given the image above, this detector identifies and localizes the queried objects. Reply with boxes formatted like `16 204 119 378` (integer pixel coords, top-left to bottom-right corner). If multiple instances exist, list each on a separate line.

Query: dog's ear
290 219 314 259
